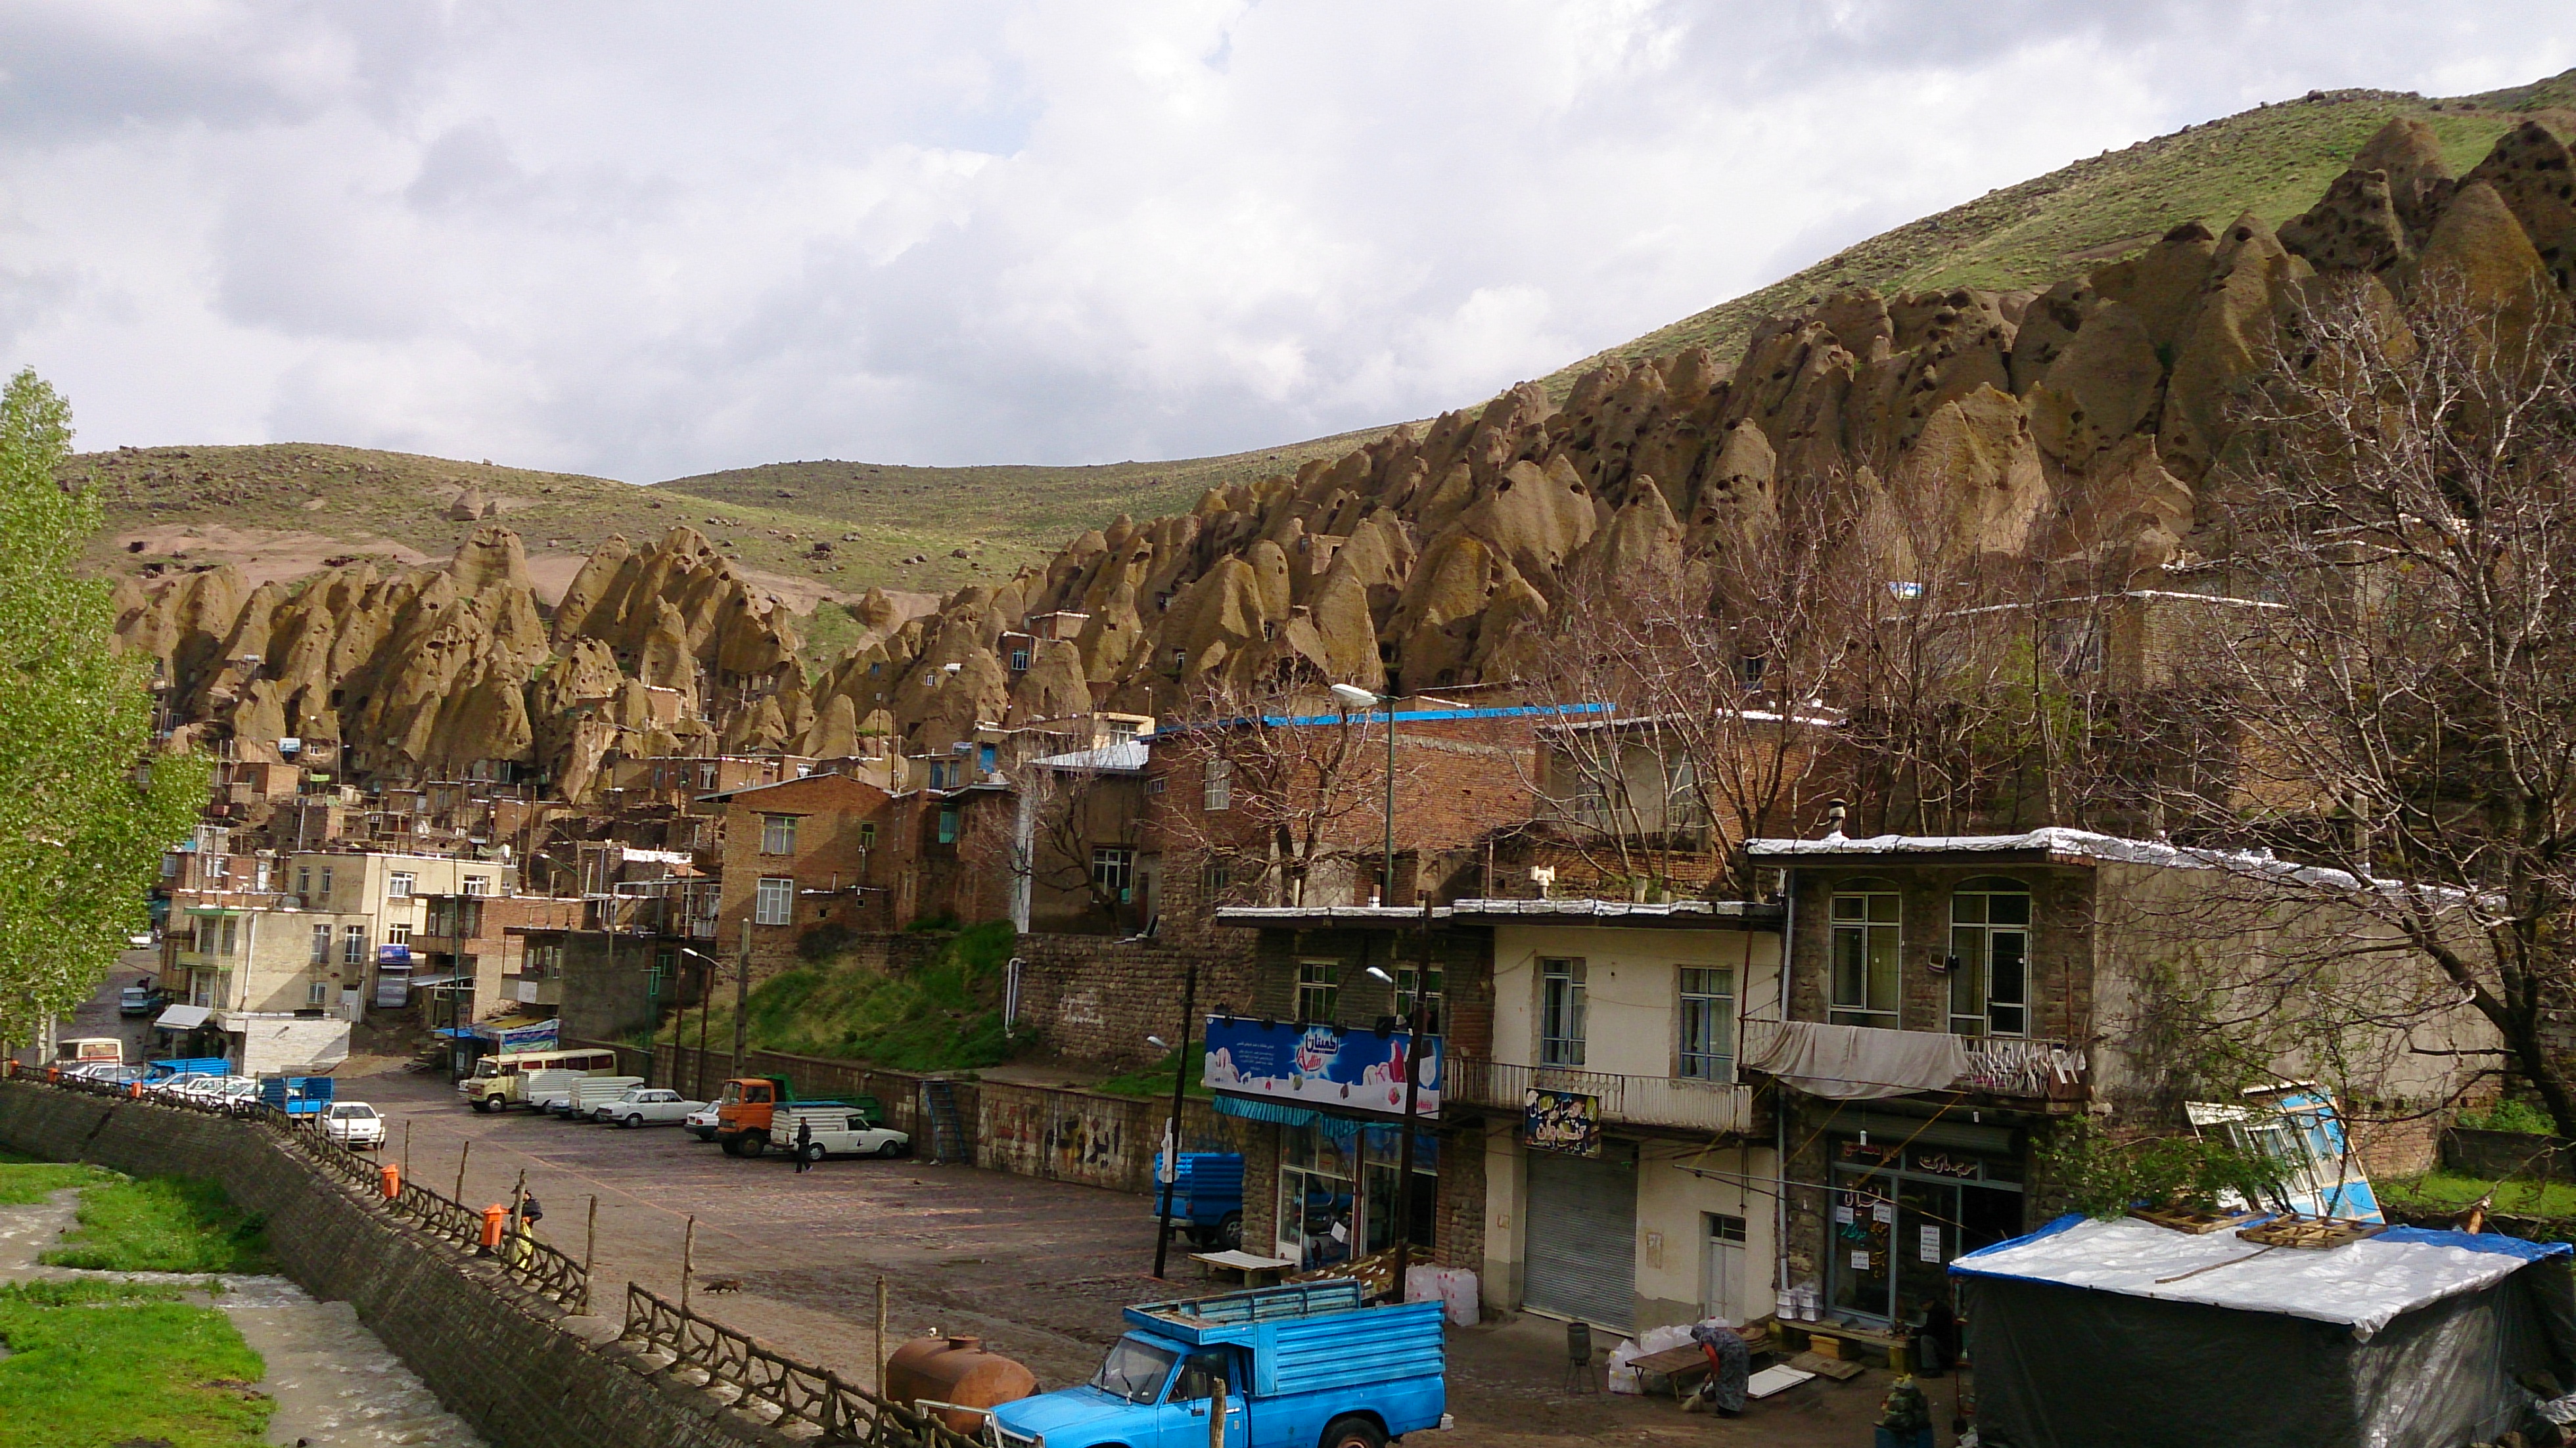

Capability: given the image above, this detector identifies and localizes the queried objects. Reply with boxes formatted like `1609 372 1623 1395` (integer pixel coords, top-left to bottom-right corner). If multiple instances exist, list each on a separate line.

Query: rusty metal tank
885 1334 1040 1432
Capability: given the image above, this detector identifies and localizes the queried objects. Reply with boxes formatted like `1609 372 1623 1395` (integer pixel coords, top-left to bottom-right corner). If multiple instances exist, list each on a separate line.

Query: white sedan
685 1105 722 1141
593 1088 707 1128
323 1102 386 1149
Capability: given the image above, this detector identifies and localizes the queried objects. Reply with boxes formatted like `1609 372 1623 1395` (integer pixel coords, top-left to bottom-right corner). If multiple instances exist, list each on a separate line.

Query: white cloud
0 0 2567 479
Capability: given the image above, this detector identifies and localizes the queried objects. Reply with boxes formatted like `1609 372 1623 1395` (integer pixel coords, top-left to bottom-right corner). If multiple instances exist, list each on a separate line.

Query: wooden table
1189 1250 1295 1286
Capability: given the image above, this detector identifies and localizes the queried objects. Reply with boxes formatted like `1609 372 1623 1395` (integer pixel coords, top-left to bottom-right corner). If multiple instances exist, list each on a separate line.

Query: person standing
794 1116 814 1173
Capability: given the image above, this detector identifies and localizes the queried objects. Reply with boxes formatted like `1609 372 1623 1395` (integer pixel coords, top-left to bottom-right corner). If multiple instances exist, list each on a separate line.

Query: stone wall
0 1081 799 1448
1009 929 1258 1071
2445 1125 2576 1181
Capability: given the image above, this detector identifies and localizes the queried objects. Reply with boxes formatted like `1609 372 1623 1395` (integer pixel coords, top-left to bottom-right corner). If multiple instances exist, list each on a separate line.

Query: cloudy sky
1 3 2567 481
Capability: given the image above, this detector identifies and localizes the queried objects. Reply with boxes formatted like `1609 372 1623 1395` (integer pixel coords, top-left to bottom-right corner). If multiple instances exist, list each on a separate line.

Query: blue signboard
1203 1016 1440 1120
377 943 413 965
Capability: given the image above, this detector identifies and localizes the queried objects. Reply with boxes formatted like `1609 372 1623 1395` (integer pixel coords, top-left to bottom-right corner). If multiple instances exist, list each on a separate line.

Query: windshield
1087 1339 1177 1405
473 1060 499 1078
718 1082 745 1106
330 1104 377 1119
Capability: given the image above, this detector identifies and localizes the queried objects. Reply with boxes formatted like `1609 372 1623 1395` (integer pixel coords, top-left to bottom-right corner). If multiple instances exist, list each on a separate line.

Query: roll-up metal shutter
1523 1144 1637 1332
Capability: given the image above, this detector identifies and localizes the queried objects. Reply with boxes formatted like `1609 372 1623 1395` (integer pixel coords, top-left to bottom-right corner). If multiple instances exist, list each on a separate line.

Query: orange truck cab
714 1076 793 1156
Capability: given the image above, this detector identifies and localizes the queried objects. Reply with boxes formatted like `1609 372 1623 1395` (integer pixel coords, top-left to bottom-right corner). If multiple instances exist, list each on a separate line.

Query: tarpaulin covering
152 1005 212 1030
1739 1018 1969 1100
1954 1215 2576 1448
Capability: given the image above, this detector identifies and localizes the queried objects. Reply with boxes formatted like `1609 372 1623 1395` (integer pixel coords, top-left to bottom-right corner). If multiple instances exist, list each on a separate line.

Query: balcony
1740 1018 2088 1105
1447 1056 1757 1135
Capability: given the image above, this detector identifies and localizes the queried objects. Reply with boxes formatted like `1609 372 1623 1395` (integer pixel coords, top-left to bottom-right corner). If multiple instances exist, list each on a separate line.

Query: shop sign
1523 1087 1601 1156
1203 1017 1440 1120
474 1017 561 1053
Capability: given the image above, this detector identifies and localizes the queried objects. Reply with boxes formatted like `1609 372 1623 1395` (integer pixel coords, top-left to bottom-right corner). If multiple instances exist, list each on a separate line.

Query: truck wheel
802 1143 827 1164
743 1132 768 1158
1220 1212 1243 1251
1321 1416 1385 1448
720 1136 743 1156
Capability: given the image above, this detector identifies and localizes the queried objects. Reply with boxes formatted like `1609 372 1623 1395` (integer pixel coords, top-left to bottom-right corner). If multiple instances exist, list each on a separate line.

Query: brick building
710 773 898 974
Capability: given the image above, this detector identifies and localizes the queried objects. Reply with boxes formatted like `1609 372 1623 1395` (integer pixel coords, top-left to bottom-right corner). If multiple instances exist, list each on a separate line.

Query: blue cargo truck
1153 1152 1246 1251
988 1280 1446 1448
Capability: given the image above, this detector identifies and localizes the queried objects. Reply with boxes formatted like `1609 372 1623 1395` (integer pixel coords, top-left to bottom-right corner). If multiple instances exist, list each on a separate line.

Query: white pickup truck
553 1076 644 1118
593 1088 706 1128
774 1102 911 1163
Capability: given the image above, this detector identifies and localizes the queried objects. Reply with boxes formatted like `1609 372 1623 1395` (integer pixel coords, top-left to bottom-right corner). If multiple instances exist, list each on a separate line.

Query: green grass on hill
39 1176 273 1275
662 920 1022 1072
0 1152 114 1206
2382 1169 2576 1224
0 1278 271 1448
1551 75 2573 390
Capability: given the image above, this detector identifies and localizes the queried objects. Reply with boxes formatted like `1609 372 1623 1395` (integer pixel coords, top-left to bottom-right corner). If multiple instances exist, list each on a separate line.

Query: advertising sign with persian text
1203 1017 1440 1120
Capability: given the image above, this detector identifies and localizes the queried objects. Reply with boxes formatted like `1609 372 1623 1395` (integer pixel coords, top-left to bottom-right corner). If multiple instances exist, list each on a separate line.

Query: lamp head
1329 683 1381 710
1364 965 1394 985
1146 1034 1170 1051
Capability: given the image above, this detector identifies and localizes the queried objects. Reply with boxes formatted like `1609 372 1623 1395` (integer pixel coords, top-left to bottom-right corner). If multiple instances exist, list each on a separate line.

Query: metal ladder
921 1079 967 1164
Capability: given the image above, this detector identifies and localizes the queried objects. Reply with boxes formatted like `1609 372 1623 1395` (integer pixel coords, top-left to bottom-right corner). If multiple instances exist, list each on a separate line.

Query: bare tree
980 748 1145 928
2148 277 2576 1131
1155 679 1409 908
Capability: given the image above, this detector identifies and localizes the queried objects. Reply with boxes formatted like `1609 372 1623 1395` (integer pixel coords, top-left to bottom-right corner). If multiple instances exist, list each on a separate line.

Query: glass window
699 761 718 790
386 924 412 946
755 877 794 926
1168 1349 1230 1404
297 865 311 899
1540 959 1587 1067
936 807 959 845
1950 878 2032 1037
1203 758 1232 812
387 871 414 899
1010 648 1031 671
461 874 492 897
979 743 998 772
1296 961 1339 1022
219 918 237 955
761 815 799 855
1396 963 1442 1036
342 925 365 964
858 821 877 850
307 981 328 1006
1087 1340 1178 1405
318 865 333 903
1680 966 1736 1080
310 924 331 964
1829 880 1901 1027
1092 847 1136 897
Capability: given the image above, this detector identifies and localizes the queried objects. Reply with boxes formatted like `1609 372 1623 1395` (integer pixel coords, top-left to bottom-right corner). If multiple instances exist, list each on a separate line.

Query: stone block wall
1009 930 1258 1071
0 1082 798 1448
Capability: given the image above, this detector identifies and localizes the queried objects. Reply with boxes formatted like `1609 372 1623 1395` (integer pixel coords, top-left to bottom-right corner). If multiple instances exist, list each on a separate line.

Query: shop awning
154 1005 212 1030
1211 1095 1320 1127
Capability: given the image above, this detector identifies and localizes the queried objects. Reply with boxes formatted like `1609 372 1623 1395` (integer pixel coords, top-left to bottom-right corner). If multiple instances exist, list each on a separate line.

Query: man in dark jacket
794 1117 814 1173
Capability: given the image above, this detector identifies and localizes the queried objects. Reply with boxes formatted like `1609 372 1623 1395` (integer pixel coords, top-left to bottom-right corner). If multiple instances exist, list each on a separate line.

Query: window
342 926 366 965
310 924 331 964
308 981 329 1007
761 814 800 855
461 874 492 897
318 865 333 903
1829 879 1902 1028
927 761 949 789
1738 654 1767 687
1396 964 1443 1037
219 918 238 955
1949 878 2032 1037
1010 648 1031 671
858 821 877 851
1297 961 1339 1023
296 865 311 899
979 743 998 773
208 854 229 881
386 924 412 946
699 761 718 790
1679 967 1736 1080
1092 846 1136 899
1200 859 1231 897
387 871 415 899
936 807 959 845
1203 758 1232 812
1540 959 1588 1066
1109 721 1139 745
755 877 794 926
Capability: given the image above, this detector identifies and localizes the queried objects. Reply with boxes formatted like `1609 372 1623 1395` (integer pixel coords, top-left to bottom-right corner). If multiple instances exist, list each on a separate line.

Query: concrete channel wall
0 1081 798 1448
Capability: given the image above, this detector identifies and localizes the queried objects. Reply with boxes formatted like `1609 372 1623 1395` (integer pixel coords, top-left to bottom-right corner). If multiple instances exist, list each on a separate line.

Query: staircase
921 1080 967 1164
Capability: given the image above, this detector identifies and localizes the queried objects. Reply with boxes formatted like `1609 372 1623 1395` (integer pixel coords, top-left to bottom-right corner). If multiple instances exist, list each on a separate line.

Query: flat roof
1214 897 1783 930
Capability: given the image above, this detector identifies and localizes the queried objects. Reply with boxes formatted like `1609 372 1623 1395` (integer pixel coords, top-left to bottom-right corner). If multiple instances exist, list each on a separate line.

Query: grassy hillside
1546 73 2576 390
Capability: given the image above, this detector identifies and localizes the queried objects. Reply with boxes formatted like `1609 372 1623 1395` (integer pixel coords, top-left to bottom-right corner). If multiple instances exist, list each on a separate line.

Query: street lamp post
1366 962 1435 1304
676 946 720 1100
1329 685 1397 905
1149 953 1202 1280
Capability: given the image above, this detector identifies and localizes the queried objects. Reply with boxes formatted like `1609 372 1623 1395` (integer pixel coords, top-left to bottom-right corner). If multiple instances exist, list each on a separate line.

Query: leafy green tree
0 369 205 1054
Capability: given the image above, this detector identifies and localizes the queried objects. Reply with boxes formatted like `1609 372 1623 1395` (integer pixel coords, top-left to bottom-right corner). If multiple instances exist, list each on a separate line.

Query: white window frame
1540 958 1588 1067
1948 878 2033 1037
1203 758 1232 812
1678 966 1736 1081
1091 846 1136 898
386 871 415 899
310 924 331 965
1296 960 1339 1024
461 874 492 897
754 876 794 927
342 925 367 965
1829 880 1902 1028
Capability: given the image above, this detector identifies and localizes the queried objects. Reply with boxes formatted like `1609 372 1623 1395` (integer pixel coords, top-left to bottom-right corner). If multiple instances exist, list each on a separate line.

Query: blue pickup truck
1153 1152 1246 1251
988 1280 1445 1448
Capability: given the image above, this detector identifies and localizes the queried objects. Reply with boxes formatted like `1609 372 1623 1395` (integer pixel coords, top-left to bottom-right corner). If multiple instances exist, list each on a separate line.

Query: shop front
1824 1116 2025 1324
1206 1015 1442 1272
1274 1118 1438 1271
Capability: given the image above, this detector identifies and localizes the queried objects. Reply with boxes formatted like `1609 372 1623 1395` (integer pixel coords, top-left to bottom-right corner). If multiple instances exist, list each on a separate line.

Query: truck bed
1126 1281 1444 1399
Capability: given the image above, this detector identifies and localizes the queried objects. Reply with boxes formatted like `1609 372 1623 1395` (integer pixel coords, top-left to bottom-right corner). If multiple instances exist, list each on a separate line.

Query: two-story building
1741 826 2498 1331
710 772 898 974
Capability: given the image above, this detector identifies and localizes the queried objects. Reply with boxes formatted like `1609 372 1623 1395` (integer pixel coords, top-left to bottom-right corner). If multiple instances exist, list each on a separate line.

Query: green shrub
666 918 1022 1073
2458 1098 2558 1135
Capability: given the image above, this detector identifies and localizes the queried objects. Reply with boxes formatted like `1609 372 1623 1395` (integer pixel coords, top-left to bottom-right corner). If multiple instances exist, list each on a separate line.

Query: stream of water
0 1187 487 1447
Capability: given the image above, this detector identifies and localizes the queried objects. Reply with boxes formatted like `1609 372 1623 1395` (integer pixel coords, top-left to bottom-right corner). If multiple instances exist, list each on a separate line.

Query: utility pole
1151 957 1201 1280
1391 898 1435 1302
728 916 751 1081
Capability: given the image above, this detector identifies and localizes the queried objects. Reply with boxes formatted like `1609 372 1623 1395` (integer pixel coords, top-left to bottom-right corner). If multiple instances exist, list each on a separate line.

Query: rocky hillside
107 104 2576 795
1546 70 2575 390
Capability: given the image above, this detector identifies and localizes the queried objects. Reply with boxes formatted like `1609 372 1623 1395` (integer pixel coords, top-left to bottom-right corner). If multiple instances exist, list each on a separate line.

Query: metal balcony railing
1447 1055 1757 1135
1958 1035 2089 1101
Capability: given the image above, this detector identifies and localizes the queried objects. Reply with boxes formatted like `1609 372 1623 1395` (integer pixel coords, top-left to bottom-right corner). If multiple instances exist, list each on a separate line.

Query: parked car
684 1106 722 1141
559 1076 646 1119
323 1102 386 1149
185 1077 261 1108
149 1072 217 1098
986 1279 1447 1448
593 1088 706 1129
118 982 166 1016
773 1102 910 1162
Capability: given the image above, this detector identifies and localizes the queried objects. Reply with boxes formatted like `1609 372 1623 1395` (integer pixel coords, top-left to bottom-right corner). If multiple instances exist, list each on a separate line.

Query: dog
701 1277 745 1294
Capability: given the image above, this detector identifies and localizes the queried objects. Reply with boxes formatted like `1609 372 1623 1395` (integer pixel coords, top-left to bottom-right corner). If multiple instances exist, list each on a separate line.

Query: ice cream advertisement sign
1203 1016 1441 1120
